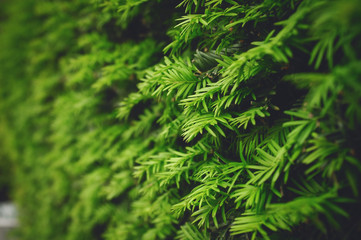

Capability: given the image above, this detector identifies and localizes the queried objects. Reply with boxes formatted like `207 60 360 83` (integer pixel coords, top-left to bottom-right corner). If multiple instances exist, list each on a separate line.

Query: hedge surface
1 0 361 239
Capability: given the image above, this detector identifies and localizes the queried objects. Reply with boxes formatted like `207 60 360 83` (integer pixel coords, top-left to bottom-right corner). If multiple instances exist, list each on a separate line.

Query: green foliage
1 0 361 239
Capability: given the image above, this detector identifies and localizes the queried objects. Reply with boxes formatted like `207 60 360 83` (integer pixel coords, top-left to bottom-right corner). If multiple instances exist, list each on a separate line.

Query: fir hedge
1 0 361 239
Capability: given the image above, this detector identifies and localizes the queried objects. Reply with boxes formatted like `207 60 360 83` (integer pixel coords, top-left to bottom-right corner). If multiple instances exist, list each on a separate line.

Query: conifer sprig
1 0 361 239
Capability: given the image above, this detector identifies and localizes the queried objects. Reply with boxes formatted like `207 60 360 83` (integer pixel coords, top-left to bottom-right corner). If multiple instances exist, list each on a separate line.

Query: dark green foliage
1 0 361 239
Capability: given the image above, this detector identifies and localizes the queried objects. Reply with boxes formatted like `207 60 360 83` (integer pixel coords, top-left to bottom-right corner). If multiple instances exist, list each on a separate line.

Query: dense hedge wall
1 0 361 239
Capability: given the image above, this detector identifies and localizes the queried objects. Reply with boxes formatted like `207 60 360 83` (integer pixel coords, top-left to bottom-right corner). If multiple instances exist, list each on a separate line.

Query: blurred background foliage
0 0 361 239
